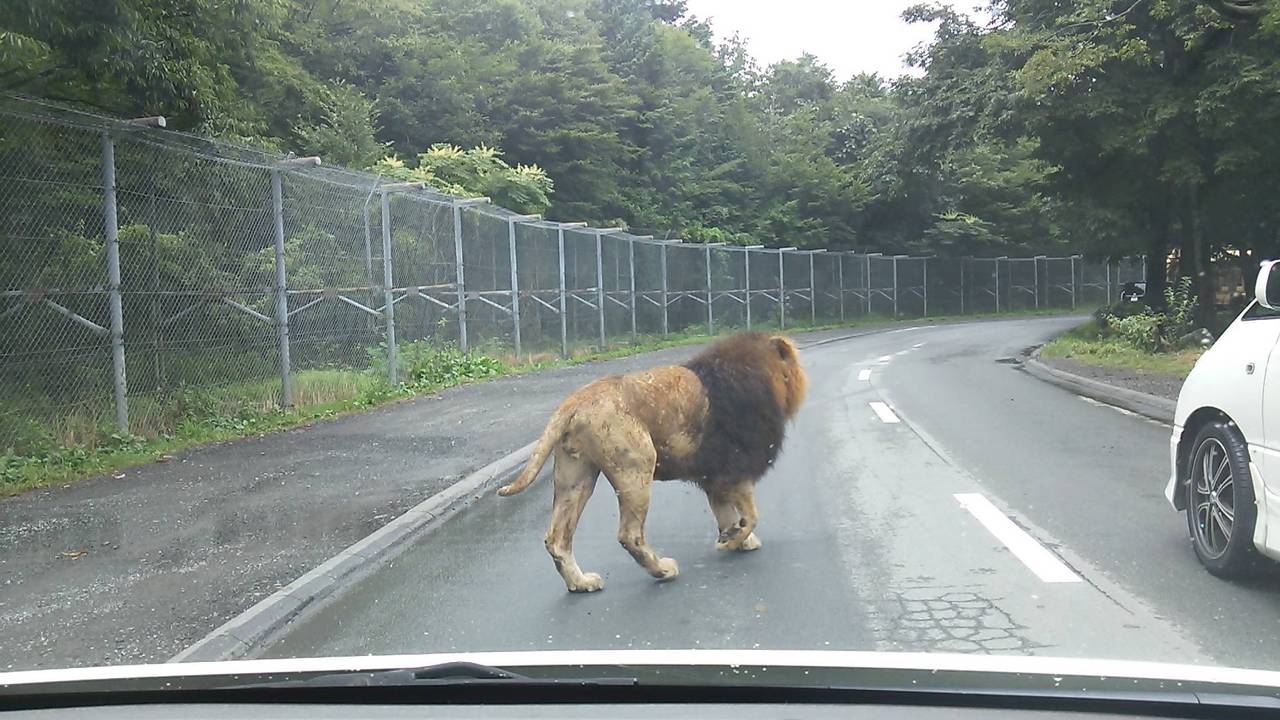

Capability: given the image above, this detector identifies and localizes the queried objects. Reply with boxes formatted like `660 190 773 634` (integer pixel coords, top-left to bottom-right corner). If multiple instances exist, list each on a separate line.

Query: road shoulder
1022 347 1176 424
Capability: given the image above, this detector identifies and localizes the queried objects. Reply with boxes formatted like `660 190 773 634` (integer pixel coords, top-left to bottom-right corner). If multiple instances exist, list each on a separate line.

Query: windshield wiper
239 661 638 689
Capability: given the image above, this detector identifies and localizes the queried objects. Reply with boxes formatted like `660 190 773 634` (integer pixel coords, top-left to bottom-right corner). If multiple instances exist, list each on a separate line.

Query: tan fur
498 333 807 593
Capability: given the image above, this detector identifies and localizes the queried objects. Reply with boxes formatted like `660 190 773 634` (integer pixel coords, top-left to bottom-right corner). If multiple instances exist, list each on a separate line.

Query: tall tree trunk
1186 183 1216 327
1144 206 1168 308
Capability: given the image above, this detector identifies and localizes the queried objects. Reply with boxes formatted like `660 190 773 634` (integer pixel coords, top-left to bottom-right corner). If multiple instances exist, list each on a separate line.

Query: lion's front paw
715 526 740 551
653 557 679 581
567 572 604 593
716 529 760 552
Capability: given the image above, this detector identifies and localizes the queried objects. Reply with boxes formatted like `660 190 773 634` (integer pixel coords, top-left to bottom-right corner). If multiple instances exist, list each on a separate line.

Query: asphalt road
261 317 1280 668
0 325 890 671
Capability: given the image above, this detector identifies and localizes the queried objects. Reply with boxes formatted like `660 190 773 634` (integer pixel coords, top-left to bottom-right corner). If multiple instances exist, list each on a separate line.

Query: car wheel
1185 419 1258 578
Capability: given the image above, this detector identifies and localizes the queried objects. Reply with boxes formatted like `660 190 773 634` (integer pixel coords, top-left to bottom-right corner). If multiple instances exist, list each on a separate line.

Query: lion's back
550 333 802 485
566 365 705 430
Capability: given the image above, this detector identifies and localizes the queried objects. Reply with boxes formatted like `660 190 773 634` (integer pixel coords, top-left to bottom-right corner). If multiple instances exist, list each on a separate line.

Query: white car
1167 259 1280 576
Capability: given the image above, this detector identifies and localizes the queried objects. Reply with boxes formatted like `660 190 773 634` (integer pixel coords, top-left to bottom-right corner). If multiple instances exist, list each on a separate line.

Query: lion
497 332 808 593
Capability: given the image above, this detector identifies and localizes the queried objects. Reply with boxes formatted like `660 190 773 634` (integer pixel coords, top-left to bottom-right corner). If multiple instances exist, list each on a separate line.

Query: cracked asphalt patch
870 587 1040 654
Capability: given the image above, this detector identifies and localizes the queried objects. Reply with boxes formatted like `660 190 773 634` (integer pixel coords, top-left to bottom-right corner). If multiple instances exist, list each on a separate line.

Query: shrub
405 345 504 388
1094 295 1156 328
1107 312 1162 352
1103 277 1199 352
1161 277 1198 340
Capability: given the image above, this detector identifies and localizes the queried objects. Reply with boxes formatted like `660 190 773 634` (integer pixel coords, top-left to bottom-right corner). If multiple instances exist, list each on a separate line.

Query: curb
1021 347 1175 424
169 440 537 664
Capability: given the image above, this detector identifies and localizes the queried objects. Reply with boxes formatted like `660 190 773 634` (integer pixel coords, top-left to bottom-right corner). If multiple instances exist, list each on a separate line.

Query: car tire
1185 419 1258 578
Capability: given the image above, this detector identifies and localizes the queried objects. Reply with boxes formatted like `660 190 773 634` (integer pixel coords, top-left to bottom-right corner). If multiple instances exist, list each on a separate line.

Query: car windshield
3 0 1280 691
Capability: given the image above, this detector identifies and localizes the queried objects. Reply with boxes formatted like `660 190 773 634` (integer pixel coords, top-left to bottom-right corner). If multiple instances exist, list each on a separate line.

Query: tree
989 0 1280 314
6 0 1280 277
370 146 554 216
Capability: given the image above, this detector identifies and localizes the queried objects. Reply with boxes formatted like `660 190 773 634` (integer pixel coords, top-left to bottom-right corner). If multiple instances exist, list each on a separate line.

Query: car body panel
1165 429 1182 507
1168 301 1280 561
6 650 1280 697
1260 333 1280 501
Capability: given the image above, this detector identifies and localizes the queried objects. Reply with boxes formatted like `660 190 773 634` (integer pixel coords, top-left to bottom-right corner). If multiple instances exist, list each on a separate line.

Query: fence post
628 236 637 337
1105 260 1112 305
508 218 522 359
994 258 1002 313
269 169 293 407
379 189 397 385
866 254 874 315
922 257 929 317
557 226 568 358
744 248 753 329
595 230 606 349
892 255 899 317
778 249 786 330
960 258 967 315
1034 256 1042 309
837 253 846 321
1070 255 1077 309
659 243 669 335
809 252 816 325
705 244 714 335
100 131 129 433
452 203 468 352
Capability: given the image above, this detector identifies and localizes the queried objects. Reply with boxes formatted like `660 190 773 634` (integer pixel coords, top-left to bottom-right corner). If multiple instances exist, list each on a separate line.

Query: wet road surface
263 317 1280 668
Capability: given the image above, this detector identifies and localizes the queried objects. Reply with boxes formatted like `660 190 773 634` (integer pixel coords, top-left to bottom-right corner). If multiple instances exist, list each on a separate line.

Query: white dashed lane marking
1077 395 1172 428
858 368 872 381
869 401 900 424
954 493 1082 583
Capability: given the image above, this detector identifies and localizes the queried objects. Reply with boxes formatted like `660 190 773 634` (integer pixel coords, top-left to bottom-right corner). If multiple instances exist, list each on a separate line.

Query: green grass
1039 319 1205 378
0 306 1080 498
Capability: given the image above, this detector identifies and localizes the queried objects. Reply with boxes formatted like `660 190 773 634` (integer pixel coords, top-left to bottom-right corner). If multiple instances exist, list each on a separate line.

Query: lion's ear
770 335 797 361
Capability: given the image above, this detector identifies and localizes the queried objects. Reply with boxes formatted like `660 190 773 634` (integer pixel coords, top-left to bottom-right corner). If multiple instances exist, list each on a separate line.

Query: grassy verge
1039 320 1204 378
1 307 1076 498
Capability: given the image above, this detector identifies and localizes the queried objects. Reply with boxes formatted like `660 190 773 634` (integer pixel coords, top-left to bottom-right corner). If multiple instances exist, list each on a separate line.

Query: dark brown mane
683 332 789 487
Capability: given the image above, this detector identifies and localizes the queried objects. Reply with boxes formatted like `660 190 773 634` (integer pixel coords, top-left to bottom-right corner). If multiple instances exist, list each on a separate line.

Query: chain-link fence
0 95 1147 452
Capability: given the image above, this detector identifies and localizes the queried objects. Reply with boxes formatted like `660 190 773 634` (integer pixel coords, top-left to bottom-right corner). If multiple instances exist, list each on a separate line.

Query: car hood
4 649 1280 698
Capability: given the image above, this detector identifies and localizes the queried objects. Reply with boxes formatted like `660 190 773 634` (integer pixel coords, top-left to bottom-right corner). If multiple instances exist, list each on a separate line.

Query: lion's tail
496 404 573 497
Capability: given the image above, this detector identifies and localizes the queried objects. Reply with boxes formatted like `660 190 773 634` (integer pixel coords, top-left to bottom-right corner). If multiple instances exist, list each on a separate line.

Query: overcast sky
682 1 983 80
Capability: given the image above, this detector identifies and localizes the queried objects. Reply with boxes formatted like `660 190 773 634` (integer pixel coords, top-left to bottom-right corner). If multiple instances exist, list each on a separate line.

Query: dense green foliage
4 0 1280 298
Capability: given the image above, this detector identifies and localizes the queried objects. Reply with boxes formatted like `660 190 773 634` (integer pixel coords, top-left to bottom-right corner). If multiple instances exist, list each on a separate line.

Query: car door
1259 308 1280 498
1189 303 1279 441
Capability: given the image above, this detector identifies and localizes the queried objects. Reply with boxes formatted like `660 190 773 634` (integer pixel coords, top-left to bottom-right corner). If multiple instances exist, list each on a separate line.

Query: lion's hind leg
544 446 602 593
591 417 678 581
